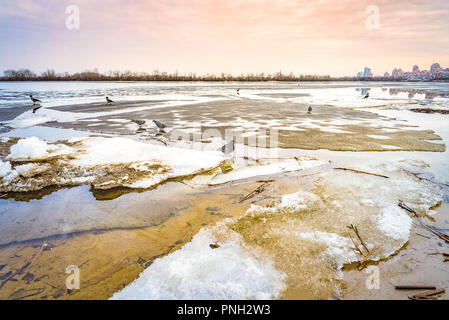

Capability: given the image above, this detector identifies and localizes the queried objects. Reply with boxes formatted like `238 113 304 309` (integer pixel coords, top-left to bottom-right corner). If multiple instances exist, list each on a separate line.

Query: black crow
29 95 41 105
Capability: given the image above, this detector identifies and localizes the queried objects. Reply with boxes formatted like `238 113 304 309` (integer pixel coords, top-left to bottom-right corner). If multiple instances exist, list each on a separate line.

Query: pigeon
363 92 369 99
307 106 312 113
153 120 167 129
29 95 41 105
152 120 167 134
106 96 114 104
218 139 235 154
131 119 145 126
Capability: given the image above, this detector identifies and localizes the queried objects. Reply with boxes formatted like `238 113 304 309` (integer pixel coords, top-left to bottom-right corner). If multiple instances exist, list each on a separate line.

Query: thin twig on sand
398 200 449 243
347 232 363 256
408 288 445 300
398 200 419 217
357 246 379 270
334 167 389 179
346 224 377 270
347 224 369 253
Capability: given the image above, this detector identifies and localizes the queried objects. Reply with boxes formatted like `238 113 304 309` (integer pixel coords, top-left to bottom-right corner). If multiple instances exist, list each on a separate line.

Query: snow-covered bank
0 136 229 192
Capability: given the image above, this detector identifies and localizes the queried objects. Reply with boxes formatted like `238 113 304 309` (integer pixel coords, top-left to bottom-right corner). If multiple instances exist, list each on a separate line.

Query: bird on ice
307 106 312 113
106 96 114 104
152 120 167 134
363 92 369 99
29 95 41 105
131 119 147 133
236 88 240 95
153 120 166 129
218 139 235 154
131 119 146 126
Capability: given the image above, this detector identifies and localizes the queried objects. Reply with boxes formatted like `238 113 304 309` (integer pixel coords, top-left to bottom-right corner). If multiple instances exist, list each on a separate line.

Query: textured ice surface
111 228 285 300
1 137 228 192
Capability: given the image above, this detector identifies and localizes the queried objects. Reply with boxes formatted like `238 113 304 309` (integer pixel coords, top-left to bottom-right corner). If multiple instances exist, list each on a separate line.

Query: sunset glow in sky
1 0 448 76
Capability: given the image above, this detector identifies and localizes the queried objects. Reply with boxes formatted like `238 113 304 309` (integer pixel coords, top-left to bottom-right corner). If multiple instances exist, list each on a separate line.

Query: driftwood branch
398 200 449 243
395 285 436 290
334 167 389 179
398 200 419 217
347 232 363 256
408 288 445 300
357 246 379 270
239 182 270 203
402 169 449 188
347 224 369 253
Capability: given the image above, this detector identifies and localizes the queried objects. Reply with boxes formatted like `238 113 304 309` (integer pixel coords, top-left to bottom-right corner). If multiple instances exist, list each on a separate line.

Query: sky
0 0 448 77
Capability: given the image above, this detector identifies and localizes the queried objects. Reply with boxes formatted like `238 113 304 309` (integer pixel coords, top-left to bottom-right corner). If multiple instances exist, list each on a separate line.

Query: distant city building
363 67 372 78
430 63 441 73
358 62 448 81
382 62 448 81
356 67 373 78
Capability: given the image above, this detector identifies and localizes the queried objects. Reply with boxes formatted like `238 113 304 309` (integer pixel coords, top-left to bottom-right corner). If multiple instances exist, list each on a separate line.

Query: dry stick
358 246 379 270
408 288 445 300
395 285 436 290
334 167 389 179
347 232 363 256
239 182 269 203
398 201 418 217
404 169 449 188
420 224 449 243
398 200 449 243
347 224 369 253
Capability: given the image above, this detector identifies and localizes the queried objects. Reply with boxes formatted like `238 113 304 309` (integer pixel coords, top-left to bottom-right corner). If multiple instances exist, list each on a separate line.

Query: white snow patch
111 229 285 300
7 137 52 160
297 231 359 269
0 160 13 178
374 205 412 242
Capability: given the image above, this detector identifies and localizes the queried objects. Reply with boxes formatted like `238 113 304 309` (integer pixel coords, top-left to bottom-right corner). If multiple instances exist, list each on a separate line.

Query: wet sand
43 99 444 152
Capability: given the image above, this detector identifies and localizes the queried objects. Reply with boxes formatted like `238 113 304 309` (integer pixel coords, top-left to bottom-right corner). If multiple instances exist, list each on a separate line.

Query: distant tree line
1 68 335 81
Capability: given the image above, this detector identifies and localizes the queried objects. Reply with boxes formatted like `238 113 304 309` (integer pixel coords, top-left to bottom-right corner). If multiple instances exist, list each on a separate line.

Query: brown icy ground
0 137 227 193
